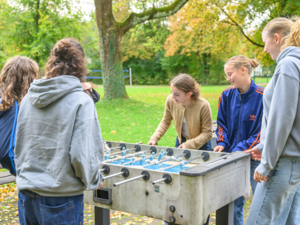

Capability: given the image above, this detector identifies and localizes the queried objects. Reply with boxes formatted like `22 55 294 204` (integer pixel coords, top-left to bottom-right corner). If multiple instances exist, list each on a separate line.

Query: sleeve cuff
255 164 270 177
217 142 227 149
256 143 263 152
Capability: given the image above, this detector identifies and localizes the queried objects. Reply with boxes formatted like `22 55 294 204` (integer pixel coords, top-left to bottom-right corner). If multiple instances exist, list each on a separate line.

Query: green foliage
95 85 229 146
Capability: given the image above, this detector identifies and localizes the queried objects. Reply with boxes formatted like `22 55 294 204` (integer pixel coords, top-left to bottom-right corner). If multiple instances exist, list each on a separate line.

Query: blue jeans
246 156 300 225
18 190 84 225
234 159 260 225
175 136 212 150
164 136 211 225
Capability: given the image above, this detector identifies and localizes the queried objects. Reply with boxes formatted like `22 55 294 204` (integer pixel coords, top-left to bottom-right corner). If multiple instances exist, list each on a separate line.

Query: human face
224 64 244 89
170 84 192 106
262 31 281 60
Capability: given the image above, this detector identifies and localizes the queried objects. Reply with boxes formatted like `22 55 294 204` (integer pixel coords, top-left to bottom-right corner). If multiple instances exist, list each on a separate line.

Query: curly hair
0 56 39 111
171 74 200 102
45 38 87 82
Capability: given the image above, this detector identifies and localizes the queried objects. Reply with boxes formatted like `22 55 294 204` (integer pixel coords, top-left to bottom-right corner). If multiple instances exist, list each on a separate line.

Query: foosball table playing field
84 140 251 225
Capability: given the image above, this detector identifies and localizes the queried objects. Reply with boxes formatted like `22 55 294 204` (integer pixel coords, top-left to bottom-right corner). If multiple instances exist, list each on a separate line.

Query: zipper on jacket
237 93 243 144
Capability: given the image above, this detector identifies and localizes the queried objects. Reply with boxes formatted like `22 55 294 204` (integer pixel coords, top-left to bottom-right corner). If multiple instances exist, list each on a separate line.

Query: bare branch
214 3 264 48
121 0 188 34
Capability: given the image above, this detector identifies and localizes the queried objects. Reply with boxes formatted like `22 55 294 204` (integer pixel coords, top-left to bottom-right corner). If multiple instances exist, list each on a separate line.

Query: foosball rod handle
113 171 150 187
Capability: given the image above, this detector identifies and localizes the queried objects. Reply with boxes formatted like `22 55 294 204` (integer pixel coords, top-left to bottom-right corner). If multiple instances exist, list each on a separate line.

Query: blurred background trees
1 0 299 88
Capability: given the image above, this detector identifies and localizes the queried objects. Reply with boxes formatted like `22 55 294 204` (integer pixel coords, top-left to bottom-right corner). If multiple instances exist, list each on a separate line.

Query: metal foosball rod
113 171 150 187
103 168 130 180
152 174 173 185
104 151 147 163
159 152 210 171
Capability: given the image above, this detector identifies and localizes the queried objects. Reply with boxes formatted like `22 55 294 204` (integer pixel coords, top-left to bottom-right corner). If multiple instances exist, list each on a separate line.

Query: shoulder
220 86 235 99
254 85 264 95
195 97 211 109
279 57 300 81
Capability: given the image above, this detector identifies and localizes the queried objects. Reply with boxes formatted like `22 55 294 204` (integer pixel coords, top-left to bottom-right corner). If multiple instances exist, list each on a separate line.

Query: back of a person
15 75 101 196
14 38 104 225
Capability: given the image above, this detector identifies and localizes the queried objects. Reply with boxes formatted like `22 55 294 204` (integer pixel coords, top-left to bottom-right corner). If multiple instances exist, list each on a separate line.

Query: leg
18 190 39 225
216 201 234 225
246 157 300 225
94 207 110 225
199 140 212 151
250 160 260 195
36 191 83 225
233 196 245 225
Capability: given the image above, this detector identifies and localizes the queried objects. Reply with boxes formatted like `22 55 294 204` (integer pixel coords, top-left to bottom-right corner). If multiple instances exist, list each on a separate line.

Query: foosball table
84 140 250 225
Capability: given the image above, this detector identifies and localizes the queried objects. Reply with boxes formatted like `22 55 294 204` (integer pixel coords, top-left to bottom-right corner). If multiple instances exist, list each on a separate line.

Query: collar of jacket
233 79 257 101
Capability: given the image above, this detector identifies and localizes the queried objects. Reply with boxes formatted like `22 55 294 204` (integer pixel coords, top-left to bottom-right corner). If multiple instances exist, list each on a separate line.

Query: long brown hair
0 56 39 111
45 38 87 82
171 74 200 102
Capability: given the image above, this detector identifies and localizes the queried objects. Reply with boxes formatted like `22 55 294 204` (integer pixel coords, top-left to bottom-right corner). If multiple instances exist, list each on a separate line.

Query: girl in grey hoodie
246 18 300 225
15 39 104 224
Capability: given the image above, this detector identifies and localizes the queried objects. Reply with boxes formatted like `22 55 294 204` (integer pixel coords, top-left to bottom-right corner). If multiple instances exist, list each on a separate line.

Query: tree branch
214 4 264 48
121 0 188 35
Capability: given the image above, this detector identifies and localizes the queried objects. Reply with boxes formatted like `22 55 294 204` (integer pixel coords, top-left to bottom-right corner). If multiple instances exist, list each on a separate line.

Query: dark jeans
18 190 84 225
165 136 212 225
175 135 212 151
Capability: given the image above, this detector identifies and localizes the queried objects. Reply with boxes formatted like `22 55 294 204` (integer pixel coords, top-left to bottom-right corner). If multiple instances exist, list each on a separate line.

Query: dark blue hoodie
0 98 18 175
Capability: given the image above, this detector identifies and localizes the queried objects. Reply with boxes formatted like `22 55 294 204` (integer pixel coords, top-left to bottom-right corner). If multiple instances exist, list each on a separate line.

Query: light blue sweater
15 76 103 196
256 46 300 176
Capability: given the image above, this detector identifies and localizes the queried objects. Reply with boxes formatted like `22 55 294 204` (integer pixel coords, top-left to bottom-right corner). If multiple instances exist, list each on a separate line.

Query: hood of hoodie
277 46 300 63
28 75 83 108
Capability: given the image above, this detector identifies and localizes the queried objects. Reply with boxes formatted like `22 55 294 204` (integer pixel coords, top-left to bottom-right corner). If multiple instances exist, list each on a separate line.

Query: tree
0 0 86 68
93 0 189 99
164 0 246 83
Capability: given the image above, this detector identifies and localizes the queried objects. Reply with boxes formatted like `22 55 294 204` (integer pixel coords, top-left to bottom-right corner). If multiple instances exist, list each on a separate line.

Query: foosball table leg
94 206 110 225
215 201 234 225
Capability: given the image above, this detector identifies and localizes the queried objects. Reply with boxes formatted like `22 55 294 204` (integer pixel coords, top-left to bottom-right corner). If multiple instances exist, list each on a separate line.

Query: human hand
244 146 261 161
213 145 224 152
81 82 93 92
254 170 268 183
178 143 187 149
147 140 157 145
98 182 103 189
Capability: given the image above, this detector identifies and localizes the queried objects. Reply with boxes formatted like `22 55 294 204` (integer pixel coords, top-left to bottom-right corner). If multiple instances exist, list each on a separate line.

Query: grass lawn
95 85 231 147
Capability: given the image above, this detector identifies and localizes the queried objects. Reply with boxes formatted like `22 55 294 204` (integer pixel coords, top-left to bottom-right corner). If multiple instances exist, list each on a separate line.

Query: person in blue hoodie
15 39 104 224
0 56 39 175
245 18 300 225
214 55 263 225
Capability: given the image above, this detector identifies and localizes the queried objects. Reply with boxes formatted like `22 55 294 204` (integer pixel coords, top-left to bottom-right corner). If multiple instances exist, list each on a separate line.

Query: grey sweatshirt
256 46 300 176
15 76 103 197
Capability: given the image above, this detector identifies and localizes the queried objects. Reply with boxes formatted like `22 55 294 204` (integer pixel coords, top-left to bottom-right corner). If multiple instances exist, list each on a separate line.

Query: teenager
15 39 104 224
214 55 263 225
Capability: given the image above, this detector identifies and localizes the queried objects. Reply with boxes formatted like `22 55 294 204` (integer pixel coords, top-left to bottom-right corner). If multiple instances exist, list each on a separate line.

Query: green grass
95 85 230 147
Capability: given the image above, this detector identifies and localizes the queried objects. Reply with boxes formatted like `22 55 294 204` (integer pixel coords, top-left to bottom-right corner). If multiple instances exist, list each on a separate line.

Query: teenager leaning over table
14 39 104 224
245 17 300 225
148 73 213 225
214 56 263 225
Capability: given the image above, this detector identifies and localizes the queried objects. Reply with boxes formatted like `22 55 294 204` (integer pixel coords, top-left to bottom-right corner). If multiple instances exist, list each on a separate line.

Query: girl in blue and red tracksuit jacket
215 56 263 225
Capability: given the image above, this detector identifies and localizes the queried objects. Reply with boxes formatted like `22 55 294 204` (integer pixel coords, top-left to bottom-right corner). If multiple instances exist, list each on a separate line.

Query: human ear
274 33 281 45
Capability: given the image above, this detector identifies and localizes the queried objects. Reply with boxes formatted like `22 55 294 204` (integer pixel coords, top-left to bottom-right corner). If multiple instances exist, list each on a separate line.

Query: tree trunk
94 0 128 99
94 0 189 99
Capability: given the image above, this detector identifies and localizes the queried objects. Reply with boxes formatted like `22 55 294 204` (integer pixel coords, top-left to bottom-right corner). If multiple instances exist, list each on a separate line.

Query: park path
0 183 252 225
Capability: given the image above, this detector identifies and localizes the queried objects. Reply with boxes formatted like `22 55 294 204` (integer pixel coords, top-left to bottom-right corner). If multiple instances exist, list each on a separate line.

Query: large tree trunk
94 0 189 99
94 0 128 99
